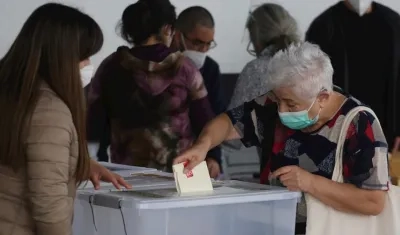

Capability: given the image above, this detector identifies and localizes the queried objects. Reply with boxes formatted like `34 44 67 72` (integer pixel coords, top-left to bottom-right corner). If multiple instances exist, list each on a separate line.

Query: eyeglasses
245 5 262 57
247 41 256 56
183 34 217 50
266 91 278 102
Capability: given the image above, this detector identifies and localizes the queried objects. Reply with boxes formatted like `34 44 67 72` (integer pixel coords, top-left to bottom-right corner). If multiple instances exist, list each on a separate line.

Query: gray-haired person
174 42 389 234
223 3 300 183
228 3 300 109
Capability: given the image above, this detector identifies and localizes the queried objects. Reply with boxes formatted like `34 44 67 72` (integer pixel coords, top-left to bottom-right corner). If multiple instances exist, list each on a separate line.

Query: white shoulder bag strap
332 106 376 182
306 106 400 235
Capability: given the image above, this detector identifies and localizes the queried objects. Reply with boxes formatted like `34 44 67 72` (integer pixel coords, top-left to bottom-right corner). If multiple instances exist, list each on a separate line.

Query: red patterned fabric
227 96 389 190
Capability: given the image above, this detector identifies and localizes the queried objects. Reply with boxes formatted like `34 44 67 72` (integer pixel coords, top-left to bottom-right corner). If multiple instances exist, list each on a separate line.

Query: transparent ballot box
79 181 300 235
73 171 176 235
99 162 156 172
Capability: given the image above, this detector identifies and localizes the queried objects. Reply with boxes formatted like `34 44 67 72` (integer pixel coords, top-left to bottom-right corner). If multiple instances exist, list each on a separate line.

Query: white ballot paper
173 161 213 194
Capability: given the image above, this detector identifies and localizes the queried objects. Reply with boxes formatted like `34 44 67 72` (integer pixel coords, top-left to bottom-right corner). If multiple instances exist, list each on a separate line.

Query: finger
117 175 132 189
207 160 213 168
173 152 192 165
212 169 220 179
272 166 293 178
206 162 215 178
91 176 101 190
278 173 293 182
212 165 221 179
208 166 214 176
183 160 201 173
110 174 121 190
207 160 214 169
209 167 217 178
287 186 301 192
280 179 298 190
280 178 295 186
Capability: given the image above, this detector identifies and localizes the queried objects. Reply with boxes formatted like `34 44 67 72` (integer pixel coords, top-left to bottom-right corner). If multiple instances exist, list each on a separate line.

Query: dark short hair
175 6 214 34
119 0 176 45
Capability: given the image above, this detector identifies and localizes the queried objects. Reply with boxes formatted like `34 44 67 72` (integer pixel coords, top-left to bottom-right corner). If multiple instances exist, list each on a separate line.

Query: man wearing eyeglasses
173 6 225 115
172 6 227 178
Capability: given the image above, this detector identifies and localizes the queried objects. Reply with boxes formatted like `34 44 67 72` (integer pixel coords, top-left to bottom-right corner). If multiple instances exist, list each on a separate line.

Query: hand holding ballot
173 141 214 194
173 161 213 194
173 142 208 174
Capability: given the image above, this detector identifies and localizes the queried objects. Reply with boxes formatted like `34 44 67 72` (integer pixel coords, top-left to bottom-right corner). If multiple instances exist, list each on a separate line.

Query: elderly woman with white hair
175 42 389 230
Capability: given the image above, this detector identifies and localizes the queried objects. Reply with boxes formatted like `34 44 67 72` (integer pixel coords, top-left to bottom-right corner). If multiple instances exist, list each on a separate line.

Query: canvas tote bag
305 106 400 235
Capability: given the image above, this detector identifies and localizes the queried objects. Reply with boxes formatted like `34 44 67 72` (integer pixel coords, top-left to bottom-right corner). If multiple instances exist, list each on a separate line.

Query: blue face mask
278 99 321 130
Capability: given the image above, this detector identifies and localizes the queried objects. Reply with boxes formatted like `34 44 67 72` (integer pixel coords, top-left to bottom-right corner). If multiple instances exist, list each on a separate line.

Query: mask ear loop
179 33 189 51
308 88 328 120
306 98 318 112
311 107 322 122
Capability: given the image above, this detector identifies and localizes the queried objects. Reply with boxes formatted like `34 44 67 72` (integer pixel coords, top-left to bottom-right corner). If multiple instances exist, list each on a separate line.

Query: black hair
78 11 104 60
119 0 176 45
175 6 214 34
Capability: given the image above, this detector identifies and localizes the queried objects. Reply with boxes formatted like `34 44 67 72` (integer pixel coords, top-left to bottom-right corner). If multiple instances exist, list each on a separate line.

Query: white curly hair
266 41 334 100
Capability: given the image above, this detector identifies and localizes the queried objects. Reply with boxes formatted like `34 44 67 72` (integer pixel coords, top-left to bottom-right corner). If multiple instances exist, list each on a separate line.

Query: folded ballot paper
173 161 213 194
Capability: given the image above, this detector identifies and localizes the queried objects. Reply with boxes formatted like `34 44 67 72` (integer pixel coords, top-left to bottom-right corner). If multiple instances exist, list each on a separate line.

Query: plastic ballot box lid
77 171 176 192
86 181 301 235
99 162 157 172
77 165 158 190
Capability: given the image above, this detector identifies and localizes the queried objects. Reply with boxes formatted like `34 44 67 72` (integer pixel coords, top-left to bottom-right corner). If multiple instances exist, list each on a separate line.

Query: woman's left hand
206 158 221 179
272 165 315 192
89 160 132 190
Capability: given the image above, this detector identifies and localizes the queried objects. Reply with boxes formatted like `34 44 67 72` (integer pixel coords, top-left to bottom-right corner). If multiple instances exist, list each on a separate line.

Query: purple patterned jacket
88 44 215 171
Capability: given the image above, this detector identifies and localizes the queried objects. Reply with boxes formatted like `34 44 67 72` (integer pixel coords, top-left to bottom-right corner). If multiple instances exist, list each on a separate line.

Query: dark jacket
86 44 216 171
200 56 227 115
306 1 400 148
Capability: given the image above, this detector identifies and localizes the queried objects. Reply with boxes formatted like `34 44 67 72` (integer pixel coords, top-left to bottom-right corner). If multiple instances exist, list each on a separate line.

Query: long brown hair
0 3 103 183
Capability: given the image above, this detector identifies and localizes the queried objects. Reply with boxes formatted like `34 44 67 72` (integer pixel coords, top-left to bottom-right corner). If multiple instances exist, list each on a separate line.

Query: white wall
1 0 400 73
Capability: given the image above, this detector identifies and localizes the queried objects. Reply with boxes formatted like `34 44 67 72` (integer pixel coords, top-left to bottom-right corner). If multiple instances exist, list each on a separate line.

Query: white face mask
180 34 207 69
80 64 94 87
183 50 207 69
347 0 373 16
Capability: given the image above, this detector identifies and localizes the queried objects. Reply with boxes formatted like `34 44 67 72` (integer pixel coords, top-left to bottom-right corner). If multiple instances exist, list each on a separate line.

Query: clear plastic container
84 181 300 235
76 162 158 190
73 171 176 235
98 162 154 172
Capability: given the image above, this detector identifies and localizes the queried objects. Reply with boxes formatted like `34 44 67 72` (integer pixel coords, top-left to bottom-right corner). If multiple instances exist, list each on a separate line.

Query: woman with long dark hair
0 3 129 234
